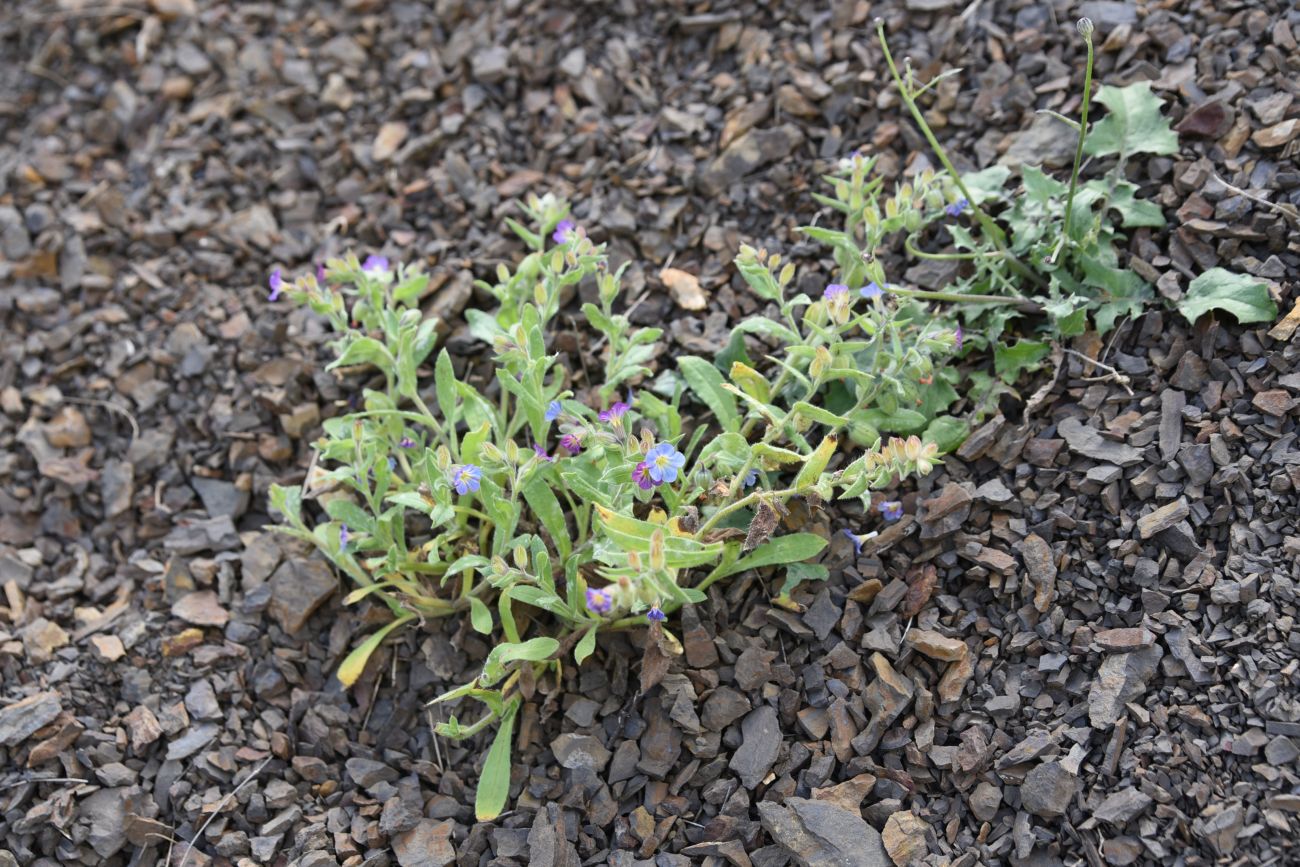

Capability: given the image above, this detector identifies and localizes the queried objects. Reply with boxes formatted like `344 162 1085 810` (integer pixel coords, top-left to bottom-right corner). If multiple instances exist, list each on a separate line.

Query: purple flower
450 464 482 495
316 263 326 285
399 436 417 448
879 500 904 522
533 443 554 462
585 587 613 615
744 469 759 488
268 268 284 302
944 198 969 218
559 433 583 454
859 282 883 300
545 400 563 422
339 524 349 549
362 255 390 276
646 606 666 622
552 219 576 244
823 283 849 301
386 456 397 471
645 443 686 484
840 528 878 555
599 401 630 424
954 325 964 351
632 461 655 491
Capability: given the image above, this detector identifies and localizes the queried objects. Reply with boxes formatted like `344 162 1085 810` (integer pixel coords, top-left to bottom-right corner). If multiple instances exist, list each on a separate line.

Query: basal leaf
962 165 1012 205
994 339 1051 384
1084 82 1178 161
474 699 519 821
714 532 828 582
1177 268 1277 325
337 615 416 688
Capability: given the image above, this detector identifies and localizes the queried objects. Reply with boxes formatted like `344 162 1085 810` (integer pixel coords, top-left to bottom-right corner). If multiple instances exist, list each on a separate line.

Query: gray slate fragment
1020 761 1077 818
165 722 219 761
1093 788 1153 826
1159 389 1185 461
1058 417 1144 465
80 787 128 858
729 704 781 789
267 558 337 635
758 797 890 867
1164 628 1212 683
526 803 581 867
1136 499 1190 539
0 691 62 746
551 733 611 772
1088 645 1164 728
698 125 804 195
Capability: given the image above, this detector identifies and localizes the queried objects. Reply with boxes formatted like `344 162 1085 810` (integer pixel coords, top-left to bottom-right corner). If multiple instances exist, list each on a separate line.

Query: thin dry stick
1211 172 1300 228
1062 348 1133 395
0 776 89 790
426 708 445 772
175 757 272 867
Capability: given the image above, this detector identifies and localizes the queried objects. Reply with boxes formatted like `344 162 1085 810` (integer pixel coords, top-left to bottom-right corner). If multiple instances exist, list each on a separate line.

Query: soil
2 1 1299 866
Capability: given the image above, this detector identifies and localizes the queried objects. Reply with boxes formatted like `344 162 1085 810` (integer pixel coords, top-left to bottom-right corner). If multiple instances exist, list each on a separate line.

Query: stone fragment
1094 627 1154 651
90 634 126 661
1088 646 1163 728
372 121 408 162
0 691 63 746
1093 788 1153 827
21 618 69 663
881 811 928 866
1059 417 1144 465
729 705 780 789
1021 533 1056 613
1136 499 1189 539
551 733 611 772
969 782 1002 822
392 819 455 867
1252 119 1300 148
267 559 336 634
171 591 230 627
1020 761 1077 818
698 125 804 196
906 629 966 661
757 797 890 867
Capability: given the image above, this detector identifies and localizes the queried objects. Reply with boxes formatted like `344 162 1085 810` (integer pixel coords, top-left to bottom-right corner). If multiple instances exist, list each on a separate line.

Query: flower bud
513 544 528 570
1077 17 1094 37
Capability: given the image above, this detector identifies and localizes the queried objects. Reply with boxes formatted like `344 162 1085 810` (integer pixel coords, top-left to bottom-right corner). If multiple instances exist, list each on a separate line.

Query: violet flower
559 433 583 454
362 255 390 276
954 325 964 351
944 198 969 218
339 524 349 549
879 500 904 522
823 283 850 301
399 436 417 448
632 461 655 491
646 606 666 622
268 268 284 302
599 401 630 424
552 219 576 243
744 469 760 488
585 587 613 615
533 443 554 463
839 528 878 555
450 464 482 495
859 282 883 300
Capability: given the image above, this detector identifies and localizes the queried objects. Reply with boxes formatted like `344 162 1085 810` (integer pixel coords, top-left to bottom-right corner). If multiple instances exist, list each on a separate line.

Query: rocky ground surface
2 0 1299 866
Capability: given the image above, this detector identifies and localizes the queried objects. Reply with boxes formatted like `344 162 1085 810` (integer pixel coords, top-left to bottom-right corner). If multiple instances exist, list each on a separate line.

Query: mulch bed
1 1 1298 866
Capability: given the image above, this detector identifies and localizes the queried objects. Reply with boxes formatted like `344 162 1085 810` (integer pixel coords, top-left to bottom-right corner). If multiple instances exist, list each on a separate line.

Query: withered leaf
744 500 779 551
900 564 938 619
639 621 674 694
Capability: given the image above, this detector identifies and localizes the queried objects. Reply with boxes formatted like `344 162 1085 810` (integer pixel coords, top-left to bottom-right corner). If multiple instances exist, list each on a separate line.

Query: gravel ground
1 1 1298 866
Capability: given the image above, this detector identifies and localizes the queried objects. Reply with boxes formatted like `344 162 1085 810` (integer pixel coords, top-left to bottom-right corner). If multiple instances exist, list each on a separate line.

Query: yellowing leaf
337 615 415 687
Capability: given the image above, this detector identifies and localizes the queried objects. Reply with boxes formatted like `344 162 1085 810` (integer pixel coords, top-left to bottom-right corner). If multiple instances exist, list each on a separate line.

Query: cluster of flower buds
859 435 942 488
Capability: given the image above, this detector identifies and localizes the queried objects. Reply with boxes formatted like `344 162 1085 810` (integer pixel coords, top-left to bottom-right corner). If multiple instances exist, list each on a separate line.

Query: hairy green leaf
474 699 519 821
677 356 741 433
1177 268 1277 324
1084 82 1178 161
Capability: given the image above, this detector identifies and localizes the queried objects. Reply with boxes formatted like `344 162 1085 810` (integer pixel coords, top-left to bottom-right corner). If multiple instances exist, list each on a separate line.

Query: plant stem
1058 24 1096 257
875 21 1046 292
888 285 1044 314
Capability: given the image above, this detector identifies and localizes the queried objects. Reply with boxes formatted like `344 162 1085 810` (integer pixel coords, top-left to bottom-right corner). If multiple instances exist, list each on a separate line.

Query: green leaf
715 532 827 582
1105 180 1165 228
1084 82 1178 161
1177 268 1277 325
790 401 850 429
468 596 493 634
434 349 458 424
777 562 830 598
677 356 741 433
856 407 928 435
474 699 518 821
522 479 572 560
393 273 430 304
594 505 724 569
962 165 1011 205
574 626 598 664
269 484 303 526
924 415 970 453
994 339 1051 384
329 336 391 372
337 615 415 687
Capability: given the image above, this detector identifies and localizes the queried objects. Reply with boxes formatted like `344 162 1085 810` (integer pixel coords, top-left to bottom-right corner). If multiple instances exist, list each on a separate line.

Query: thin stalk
1054 20 1096 262
876 21 1046 292
888 285 1043 314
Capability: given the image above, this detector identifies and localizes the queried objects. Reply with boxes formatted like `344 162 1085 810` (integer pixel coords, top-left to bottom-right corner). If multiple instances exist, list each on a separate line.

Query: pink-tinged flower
559 433 583 454
632 461 655 490
823 283 849 301
268 268 284 302
362 255 390 276
954 325 964 351
533 443 554 462
599 401 630 424
552 219 576 243
585 587 614 615
860 282 883 299
399 437 416 448
646 606 666 622
879 500 904 522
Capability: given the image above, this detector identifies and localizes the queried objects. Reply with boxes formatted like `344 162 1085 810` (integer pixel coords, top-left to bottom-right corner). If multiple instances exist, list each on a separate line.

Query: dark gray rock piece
1020 761 1077 818
729 704 781 789
1088 645 1164 728
698 125 804 196
1093 788 1153 826
0 691 62 746
757 797 890 867
1058 417 1144 466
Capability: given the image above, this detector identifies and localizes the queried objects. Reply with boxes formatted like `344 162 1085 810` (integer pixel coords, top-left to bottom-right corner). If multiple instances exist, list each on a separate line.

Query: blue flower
645 443 686 484
362 255 390 276
268 268 284 302
387 456 397 471
339 524 349 549
586 587 613 615
840 528 878 555
879 500 904 522
545 400 563 422
744 469 760 488
860 282 883 300
954 325 964 351
450 464 482 495
646 606 666 622
944 198 969 218
553 219 576 244
823 283 849 301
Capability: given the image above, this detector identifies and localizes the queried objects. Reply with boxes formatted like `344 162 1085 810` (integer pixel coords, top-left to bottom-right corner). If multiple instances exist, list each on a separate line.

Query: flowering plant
266 189 949 820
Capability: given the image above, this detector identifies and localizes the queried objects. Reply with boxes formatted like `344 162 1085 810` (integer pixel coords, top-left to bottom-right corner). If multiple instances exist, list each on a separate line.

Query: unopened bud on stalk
1077 17 1094 38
